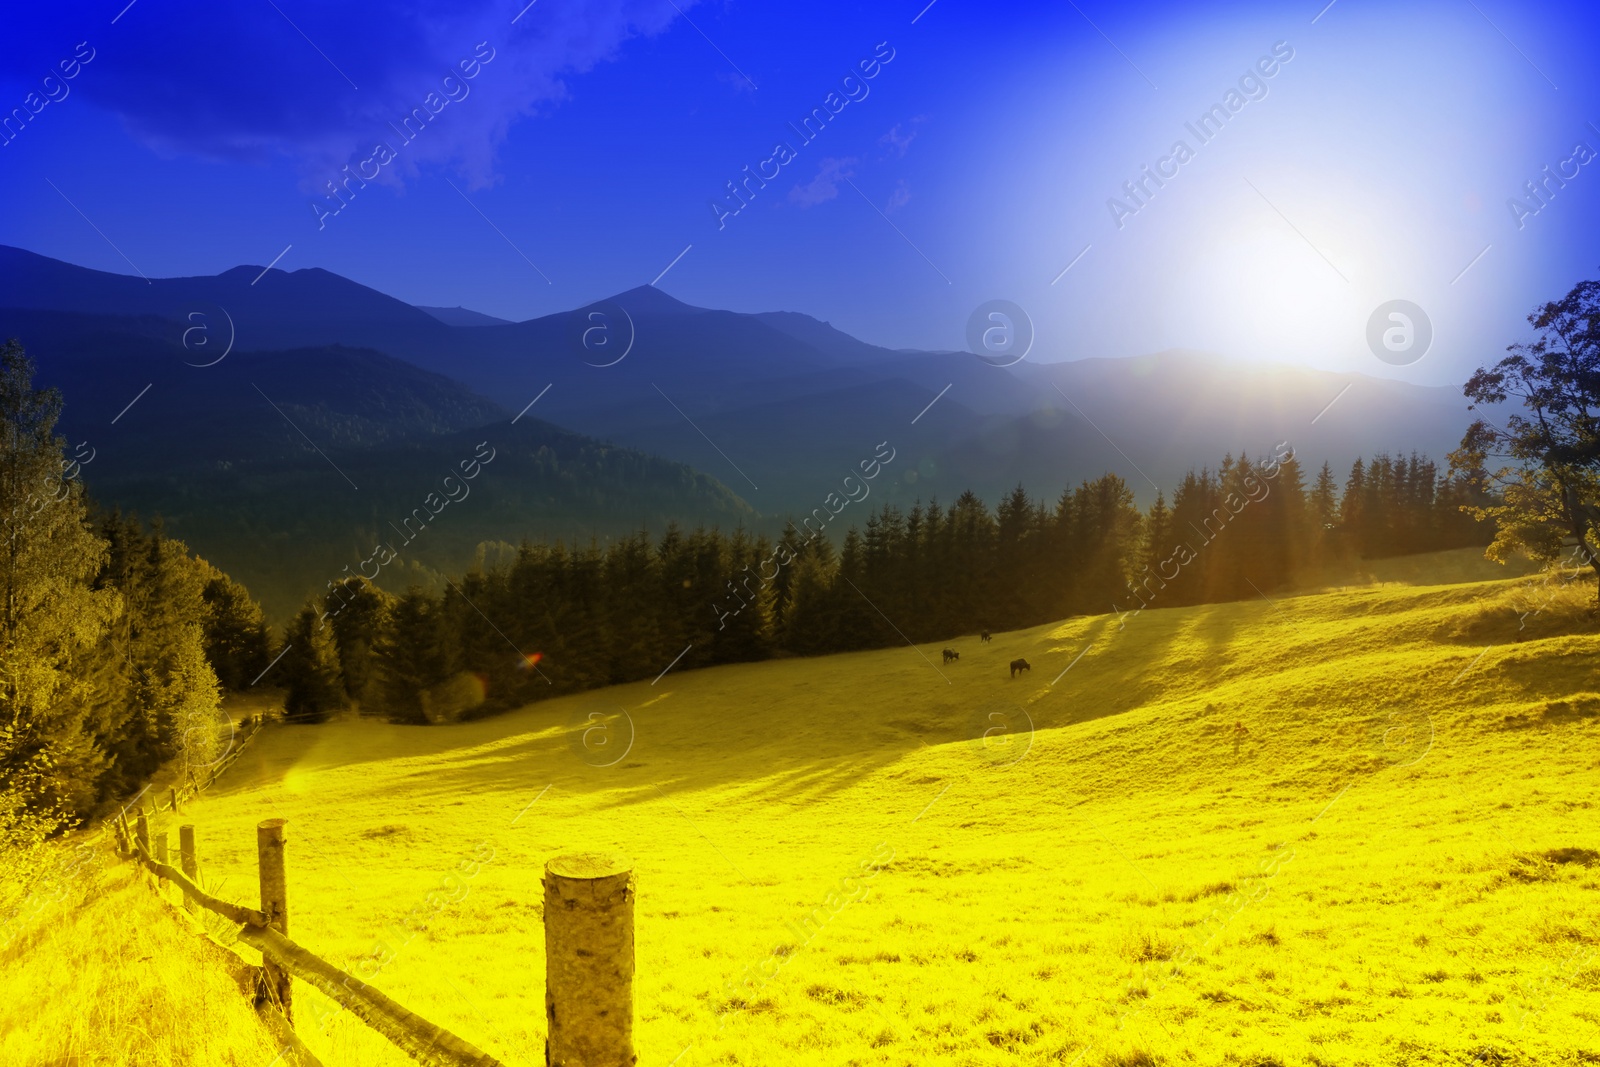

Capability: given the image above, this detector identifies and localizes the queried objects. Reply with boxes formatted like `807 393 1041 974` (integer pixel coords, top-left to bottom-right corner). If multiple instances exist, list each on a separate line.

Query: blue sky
2 0 1597 386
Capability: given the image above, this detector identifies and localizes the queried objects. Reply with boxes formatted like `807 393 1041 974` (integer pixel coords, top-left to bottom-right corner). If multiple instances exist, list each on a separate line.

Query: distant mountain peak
609 285 704 316
417 305 515 328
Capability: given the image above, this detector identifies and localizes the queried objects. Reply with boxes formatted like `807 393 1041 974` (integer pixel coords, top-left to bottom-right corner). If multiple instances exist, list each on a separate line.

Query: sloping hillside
5 552 1597 1066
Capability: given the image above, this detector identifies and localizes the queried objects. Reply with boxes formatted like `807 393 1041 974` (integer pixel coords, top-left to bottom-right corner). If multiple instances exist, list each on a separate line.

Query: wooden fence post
544 853 635 1067
154 830 170 892
134 810 150 858
179 825 199 916
170 786 180 814
258 818 292 1021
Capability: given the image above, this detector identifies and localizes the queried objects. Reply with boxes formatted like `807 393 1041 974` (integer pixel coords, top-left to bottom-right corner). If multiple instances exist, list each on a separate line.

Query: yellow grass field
4 550 1599 1066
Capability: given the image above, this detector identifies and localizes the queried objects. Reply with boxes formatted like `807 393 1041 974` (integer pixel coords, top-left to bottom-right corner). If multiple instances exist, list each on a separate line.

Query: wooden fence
90 716 265 842
3 719 270 954
107 726 638 1067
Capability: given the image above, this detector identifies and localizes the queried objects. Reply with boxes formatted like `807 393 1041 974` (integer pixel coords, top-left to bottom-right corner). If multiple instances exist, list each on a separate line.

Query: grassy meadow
3 549 1598 1066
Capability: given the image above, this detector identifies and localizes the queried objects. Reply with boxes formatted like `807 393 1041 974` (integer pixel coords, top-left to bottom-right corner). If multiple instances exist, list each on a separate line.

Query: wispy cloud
789 157 857 208
716 69 758 97
879 116 926 159
10 0 702 191
885 179 911 213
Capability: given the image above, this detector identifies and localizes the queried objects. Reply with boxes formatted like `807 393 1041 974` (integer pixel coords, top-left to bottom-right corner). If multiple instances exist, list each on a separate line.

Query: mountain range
0 244 1479 619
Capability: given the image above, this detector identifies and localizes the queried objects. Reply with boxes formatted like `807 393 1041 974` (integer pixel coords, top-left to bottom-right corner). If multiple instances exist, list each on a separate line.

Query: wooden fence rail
115 801 637 1066
121 820 507 1067
86 718 266 853
235 924 504 1067
134 852 268 927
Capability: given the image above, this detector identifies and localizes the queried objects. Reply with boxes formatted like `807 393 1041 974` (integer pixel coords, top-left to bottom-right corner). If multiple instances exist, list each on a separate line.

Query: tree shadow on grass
198 581 1537 824
200 606 1228 818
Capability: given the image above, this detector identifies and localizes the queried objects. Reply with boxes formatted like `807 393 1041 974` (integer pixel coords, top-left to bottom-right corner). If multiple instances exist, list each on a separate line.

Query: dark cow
980 631 991 643
942 648 960 663
1009 658 1031 678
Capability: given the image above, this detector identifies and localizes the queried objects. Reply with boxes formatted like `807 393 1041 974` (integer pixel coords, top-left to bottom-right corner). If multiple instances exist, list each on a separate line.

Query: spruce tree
781 547 839 655
1342 459 1368 557
711 528 774 662
374 590 449 722
1072 475 1140 613
201 570 272 690
0 341 119 840
167 627 224 782
1260 451 1309 591
1310 462 1341 565
603 531 668 685
993 485 1034 626
134 530 223 777
324 577 394 707
1142 492 1174 575
281 604 347 723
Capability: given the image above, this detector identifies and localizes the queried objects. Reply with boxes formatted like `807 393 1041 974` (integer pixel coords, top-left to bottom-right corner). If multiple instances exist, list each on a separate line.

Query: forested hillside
279 441 1492 723
0 342 269 855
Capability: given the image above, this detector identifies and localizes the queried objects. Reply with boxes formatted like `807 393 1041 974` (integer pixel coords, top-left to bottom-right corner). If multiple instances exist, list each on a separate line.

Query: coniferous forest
285 443 1492 724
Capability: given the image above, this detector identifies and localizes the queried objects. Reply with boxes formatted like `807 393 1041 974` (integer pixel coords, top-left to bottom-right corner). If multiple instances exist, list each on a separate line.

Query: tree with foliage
201 569 272 690
128 528 223 780
0 340 120 843
713 527 776 663
776 535 836 654
1341 458 1367 556
87 515 227 794
1070 474 1141 611
1310 461 1341 565
374 590 448 723
165 629 224 785
280 604 347 723
322 577 394 706
0 340 264 856
1452 278 1600 599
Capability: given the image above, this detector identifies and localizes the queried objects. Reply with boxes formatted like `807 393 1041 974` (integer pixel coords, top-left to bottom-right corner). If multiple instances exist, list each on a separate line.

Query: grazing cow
980 631 991 643
1009 658 1030 678
942 648 959 663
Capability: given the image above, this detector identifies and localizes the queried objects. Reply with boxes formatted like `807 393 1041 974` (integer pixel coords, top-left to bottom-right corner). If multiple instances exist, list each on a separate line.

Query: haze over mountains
0 244 1478 617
